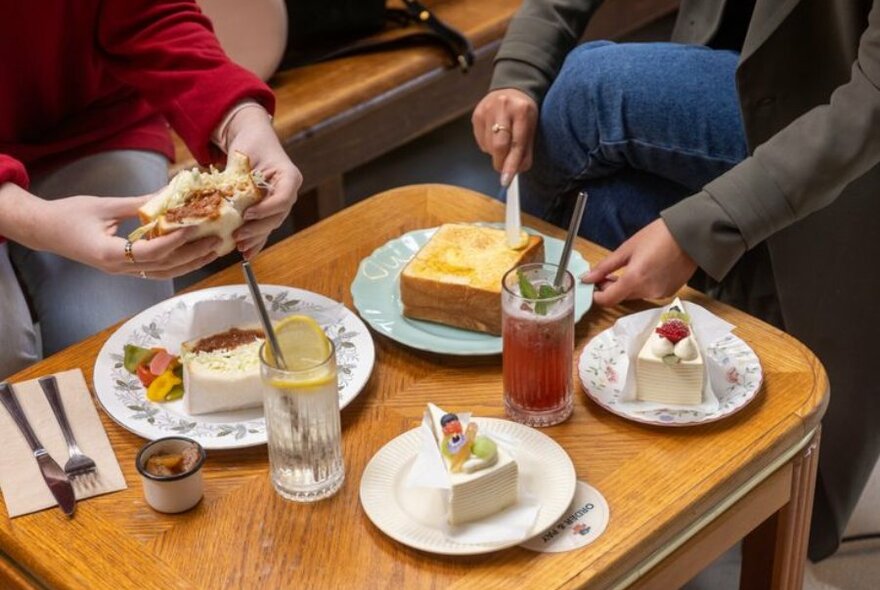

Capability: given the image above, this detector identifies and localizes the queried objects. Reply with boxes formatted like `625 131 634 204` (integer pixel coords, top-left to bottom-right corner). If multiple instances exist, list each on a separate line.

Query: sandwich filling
164 188 228 223
181 326 266 415
128 151 262 246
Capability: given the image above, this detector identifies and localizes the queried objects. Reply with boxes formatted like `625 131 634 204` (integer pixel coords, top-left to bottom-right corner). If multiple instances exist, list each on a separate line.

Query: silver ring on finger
491 123 512 135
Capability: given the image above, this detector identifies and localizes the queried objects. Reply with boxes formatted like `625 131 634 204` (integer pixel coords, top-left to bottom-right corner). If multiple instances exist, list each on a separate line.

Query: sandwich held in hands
128 151 264 256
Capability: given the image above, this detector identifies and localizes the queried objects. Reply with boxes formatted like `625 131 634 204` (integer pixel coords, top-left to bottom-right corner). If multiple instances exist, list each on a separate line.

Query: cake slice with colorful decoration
426 403 518 525
635 298 704 405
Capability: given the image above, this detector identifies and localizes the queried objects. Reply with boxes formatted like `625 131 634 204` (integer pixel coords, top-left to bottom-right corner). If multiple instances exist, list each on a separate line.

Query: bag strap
282 2 475 73
400 0 474 71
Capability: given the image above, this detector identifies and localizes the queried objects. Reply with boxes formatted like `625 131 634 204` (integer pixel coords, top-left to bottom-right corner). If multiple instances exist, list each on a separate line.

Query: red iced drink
502 263 575 427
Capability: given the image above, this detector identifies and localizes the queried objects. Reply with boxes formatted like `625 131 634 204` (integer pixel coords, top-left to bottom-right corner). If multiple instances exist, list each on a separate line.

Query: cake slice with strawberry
635 298 704 405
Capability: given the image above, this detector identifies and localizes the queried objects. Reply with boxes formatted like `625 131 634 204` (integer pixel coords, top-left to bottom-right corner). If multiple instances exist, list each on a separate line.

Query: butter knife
505 173 522 248
0 382 76 516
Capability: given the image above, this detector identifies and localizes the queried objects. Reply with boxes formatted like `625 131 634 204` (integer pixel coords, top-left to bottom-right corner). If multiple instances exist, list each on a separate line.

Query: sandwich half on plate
128 151 263 256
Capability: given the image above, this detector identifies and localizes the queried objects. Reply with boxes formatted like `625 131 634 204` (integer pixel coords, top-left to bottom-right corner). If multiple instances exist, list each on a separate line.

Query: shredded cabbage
183 339 265 374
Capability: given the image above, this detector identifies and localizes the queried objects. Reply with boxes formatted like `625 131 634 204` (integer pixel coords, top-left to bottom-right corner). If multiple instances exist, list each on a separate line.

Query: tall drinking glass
259 340 344 502
502 262 575 427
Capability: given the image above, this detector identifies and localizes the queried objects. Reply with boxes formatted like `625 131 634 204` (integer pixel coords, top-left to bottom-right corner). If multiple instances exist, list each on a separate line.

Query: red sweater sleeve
0 154 29 189
97 0 276 165
0 154 28 243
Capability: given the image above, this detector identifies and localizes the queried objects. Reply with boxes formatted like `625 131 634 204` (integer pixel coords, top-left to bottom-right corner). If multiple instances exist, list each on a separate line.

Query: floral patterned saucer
578 328 763 426
93 285 375 449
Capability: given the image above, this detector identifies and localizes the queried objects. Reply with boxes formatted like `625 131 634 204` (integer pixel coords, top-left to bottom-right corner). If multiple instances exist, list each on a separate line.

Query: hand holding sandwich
127 105 303 263
0 183 221 279
223 105 302 259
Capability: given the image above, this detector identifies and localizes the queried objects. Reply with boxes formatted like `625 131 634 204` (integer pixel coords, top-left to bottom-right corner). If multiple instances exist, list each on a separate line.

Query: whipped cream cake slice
426 403 518 525
635 298 704 405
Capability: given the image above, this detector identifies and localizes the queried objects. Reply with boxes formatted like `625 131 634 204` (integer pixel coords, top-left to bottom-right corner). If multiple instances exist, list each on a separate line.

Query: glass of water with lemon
259 315 344 501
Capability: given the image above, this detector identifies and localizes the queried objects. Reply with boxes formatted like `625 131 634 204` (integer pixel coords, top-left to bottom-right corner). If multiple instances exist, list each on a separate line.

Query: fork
38 376 97 478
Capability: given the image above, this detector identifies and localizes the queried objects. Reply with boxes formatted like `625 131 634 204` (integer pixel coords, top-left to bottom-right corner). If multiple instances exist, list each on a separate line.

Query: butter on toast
400 224 544 335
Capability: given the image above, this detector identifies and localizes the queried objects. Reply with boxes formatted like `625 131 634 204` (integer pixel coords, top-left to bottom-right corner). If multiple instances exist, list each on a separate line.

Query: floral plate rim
93 284 375 449
578 327 764 427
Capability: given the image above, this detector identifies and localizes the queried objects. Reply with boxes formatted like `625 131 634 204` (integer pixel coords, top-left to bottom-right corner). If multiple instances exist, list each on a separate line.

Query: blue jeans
520 41 748 251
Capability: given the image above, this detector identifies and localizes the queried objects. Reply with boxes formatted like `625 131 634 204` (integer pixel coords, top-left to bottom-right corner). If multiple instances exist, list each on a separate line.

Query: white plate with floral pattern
578 328 763 426
93 285 375 449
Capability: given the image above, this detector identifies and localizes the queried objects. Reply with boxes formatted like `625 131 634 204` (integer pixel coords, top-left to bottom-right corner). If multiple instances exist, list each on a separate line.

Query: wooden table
0 185 827 589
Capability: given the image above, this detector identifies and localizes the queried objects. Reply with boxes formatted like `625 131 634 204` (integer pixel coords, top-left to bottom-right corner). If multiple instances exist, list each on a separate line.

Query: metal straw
554 190 589 288
241 260 288 370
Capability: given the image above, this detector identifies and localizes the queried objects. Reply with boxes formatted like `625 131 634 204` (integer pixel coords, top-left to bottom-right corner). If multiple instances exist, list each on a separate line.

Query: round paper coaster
520 480 609 553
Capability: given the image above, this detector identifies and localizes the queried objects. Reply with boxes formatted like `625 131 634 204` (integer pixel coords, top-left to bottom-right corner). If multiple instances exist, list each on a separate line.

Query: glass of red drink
502 262 575 427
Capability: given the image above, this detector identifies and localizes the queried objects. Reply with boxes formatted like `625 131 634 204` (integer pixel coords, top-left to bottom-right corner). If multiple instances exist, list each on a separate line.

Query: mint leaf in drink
535 285 559 315
538 284 560 299
517 270 563 315
517 270 539 299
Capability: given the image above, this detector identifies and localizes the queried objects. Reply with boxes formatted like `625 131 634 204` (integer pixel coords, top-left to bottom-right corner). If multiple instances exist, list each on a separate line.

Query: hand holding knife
0 382 76 516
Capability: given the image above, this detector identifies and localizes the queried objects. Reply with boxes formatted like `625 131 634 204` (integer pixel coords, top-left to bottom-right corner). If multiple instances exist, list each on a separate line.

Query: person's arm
585 1 880 305
98 0 300 259
490 0 604 104
96 0 275 165
474 0 603 184
663 1 880 282
0 155 221 280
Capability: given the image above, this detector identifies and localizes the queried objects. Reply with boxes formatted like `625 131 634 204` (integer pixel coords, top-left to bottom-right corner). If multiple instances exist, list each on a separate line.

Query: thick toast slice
400 224 544 335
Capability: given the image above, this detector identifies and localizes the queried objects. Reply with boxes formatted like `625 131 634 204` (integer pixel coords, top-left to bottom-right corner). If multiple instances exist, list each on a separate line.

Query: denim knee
532 41 625 195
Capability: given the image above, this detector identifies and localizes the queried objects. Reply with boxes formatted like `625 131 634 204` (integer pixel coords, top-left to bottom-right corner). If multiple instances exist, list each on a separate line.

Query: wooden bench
174 0 679 226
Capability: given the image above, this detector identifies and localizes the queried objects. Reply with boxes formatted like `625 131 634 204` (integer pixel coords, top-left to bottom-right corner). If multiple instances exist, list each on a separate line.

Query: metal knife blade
505 173 522 248
35 451 76 516
0 382 76 517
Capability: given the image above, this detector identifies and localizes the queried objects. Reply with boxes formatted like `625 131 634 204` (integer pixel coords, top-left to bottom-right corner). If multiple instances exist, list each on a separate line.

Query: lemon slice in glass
266 315 335 389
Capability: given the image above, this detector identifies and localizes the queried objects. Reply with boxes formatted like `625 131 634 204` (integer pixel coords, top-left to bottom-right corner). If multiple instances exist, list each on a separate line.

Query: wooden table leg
740 428 822 590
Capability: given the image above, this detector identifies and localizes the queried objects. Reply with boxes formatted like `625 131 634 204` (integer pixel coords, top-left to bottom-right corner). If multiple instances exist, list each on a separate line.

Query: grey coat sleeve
489 0 604 104
662 1 880 280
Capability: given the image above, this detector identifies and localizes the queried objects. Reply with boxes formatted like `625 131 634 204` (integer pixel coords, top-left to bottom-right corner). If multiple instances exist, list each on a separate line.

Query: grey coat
491 0 880 559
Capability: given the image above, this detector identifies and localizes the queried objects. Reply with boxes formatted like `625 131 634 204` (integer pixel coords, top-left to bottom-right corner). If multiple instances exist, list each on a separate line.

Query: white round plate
93 285 375 449
579 328 763 426
360 418 577 555
350 224 593 355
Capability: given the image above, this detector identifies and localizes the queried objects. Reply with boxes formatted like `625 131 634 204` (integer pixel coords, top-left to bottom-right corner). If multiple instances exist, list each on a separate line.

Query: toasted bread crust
400 224 544 335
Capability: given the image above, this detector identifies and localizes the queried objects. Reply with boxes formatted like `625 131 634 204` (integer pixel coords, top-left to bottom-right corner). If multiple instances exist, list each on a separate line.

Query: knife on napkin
505 173 522 248
0 382 76 516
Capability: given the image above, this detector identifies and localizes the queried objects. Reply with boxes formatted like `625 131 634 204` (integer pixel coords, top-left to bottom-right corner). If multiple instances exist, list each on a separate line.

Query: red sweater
0 0 275 192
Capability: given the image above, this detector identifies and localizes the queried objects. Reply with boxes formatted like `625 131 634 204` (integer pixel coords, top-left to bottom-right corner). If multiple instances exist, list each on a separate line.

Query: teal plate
350 225 593 355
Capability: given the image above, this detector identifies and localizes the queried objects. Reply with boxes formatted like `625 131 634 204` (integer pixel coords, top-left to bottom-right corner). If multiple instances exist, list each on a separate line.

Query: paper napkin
0 369 127 517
